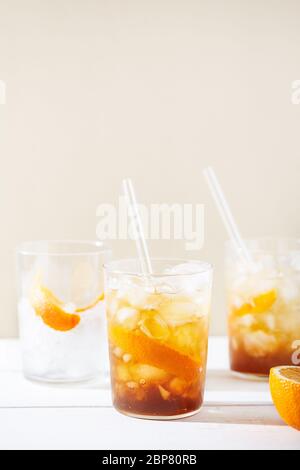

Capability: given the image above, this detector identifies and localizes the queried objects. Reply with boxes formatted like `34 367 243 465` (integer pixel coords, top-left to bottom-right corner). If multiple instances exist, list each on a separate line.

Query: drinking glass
227 238 300 378
17 240 111 383
104 259 213 420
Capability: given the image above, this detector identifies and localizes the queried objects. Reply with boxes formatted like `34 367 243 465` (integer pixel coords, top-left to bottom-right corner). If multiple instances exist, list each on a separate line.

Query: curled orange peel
109 324 200 381
31 285 104 331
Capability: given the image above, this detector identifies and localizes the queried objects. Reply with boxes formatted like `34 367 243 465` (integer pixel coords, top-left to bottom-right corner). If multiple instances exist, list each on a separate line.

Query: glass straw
203 166 254 266
123 178 153 276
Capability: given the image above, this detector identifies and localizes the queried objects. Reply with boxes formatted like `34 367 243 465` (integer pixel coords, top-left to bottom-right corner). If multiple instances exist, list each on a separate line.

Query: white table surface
0 337 299 450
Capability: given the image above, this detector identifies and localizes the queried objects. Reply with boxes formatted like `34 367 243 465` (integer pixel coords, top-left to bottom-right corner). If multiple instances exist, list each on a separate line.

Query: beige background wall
0 0 299 337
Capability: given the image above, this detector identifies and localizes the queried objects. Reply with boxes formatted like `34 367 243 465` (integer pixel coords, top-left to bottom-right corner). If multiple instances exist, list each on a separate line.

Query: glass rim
225 237 300 253
16 240 111 257
104 258 213 278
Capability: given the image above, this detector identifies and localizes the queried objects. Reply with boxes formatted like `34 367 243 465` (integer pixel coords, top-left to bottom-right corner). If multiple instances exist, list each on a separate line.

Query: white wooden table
0 337 299 450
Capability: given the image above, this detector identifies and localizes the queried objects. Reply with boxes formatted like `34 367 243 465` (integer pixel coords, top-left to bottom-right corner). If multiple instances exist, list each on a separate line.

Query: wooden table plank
0 407 298 450
0 337 299 450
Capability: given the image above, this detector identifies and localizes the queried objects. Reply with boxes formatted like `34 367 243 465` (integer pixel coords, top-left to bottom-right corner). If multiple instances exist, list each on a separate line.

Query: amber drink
105 259 213 419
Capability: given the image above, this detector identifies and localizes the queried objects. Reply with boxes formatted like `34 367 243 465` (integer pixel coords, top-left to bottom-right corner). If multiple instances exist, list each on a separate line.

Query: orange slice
232 289 277 317
31 286 81 331
270 366 300 431
109 324 200 381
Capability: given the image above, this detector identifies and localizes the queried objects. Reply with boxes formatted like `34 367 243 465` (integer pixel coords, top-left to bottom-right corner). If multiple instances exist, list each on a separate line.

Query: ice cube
107 276 120 290
113 347 124 358
116 364 132 382
263 314 276 331
236 314 256 328
116 307 140 329
163 263 211 293
232 275 249 291
243 331 277 358
125 287 149 308
123 353 132 363
165 262 207 275
139 315 169 340
130 364 170 383
169 377 187 395
126 381 139 389
288 253 300 272
154 282 176 294
108 298 120 317
281 280 299 302
116 283 153 309
259 254 277 274
231 296 245 309
160 298 199 325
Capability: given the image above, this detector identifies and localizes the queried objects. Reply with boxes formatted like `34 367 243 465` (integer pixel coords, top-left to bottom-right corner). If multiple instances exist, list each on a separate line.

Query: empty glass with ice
105 259 213 419
17 241 111 383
